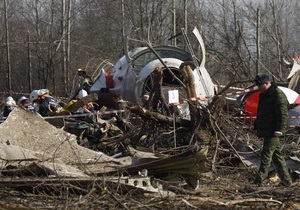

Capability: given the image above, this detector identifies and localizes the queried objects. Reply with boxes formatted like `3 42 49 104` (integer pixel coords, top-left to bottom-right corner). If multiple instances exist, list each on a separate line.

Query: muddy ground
0 168 299 209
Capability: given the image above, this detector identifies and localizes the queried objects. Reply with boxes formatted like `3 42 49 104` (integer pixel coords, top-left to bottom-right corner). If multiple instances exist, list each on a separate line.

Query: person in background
113 93 132 110
141 93 150 108
18 96 36 112
253 73 292 186
63 89 95 113
77 89 95 113
30 89 62 116
3 96 17 117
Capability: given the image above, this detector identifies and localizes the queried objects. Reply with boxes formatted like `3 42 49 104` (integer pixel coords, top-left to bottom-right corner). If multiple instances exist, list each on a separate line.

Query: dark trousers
256 136 291 183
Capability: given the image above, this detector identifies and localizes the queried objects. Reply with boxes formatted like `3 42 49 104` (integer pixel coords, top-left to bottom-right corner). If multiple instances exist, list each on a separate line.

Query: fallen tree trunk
149 66 171 115
129 106 190 126
180 62 210 145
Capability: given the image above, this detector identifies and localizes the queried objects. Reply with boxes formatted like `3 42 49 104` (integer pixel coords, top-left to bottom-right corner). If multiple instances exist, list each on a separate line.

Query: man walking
253 73 292 186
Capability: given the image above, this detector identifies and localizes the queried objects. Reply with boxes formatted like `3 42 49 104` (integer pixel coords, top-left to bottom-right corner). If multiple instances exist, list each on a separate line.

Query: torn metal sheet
0 176 172 195
0 145 38 161
0 145 90 177
105 146 208 190
109 146 207 174
108 171 161 193
0 108 131 174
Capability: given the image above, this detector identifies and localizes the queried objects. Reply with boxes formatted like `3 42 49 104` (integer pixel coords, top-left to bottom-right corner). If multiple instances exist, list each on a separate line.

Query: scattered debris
0 26 299 209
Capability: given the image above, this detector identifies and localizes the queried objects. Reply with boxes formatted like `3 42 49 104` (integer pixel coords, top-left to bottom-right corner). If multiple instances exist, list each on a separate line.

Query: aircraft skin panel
193 70 210 100
138 58 183 80
287 59 300 79
90 54 137 101
91 27 216 105
124 47 148 64
198 66 215 97
192 27 206 68
120 66 138 103
193 28 215 97
112 56 130 91
90 69 106 92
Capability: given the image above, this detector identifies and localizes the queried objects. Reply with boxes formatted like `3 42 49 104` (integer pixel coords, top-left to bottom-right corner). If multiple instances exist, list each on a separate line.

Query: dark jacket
3 105 15 117
254 83 288 137
38 94 60 116
22 103 36 112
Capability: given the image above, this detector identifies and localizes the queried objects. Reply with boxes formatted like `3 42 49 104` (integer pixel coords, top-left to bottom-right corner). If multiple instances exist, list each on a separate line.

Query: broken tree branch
129 106 190 126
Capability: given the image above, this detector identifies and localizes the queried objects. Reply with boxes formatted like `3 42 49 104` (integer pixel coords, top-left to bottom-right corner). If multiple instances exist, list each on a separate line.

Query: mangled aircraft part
1 20 300 208
114 146 208 190
86 27 216 110
0 106 212 194
109 173 161 193
0 108 128 170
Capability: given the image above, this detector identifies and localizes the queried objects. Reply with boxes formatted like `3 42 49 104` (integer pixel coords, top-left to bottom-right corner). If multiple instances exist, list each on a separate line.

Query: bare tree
256 7 260 75
1 0 300 98
4 0 11 94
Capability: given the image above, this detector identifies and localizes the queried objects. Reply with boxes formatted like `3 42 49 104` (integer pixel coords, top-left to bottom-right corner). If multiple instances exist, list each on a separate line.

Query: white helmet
143 94 150 100
30 90 39 103
37 89 49 96
78 89 88 99
18 96 28 105
5 96 16 106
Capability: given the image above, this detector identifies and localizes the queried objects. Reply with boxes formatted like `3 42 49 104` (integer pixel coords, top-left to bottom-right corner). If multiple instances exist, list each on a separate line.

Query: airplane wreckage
0 26 300 205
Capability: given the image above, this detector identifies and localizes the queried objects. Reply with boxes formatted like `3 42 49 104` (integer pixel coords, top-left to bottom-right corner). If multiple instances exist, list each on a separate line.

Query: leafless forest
0 0 299 97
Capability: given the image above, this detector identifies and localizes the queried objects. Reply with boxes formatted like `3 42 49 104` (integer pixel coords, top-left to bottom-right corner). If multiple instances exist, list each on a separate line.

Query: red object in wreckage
244 92 259 117
104 71 114 89
244 86 300 117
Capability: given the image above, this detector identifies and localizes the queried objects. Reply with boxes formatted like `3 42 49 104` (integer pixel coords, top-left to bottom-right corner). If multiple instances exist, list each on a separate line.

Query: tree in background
0 0 299 98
